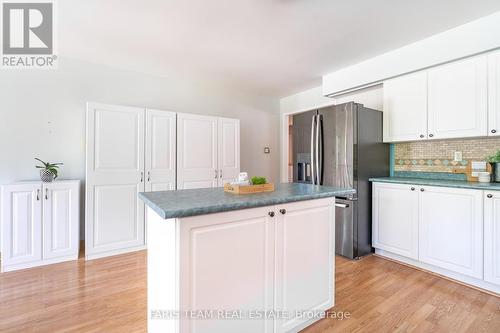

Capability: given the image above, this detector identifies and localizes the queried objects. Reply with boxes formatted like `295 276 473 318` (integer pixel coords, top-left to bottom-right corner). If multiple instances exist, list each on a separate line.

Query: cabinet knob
268 211 275 217
419 134 424 138
487 194 493 198
420 188 425 192
491 129 497 134
429 134 434 138
411 187 415 191
279 209 286 215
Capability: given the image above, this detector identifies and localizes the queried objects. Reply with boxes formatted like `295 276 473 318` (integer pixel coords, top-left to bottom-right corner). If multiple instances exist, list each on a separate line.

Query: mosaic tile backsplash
394 137 500 172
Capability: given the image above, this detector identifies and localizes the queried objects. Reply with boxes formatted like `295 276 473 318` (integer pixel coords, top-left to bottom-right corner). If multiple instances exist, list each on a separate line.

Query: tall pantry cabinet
85 103 240 260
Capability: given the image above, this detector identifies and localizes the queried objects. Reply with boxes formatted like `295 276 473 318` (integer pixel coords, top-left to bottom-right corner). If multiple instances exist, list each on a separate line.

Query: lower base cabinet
372 181 499 293
418 186 483 279
148 197 335 333
1 181 80 272
484 191 500 286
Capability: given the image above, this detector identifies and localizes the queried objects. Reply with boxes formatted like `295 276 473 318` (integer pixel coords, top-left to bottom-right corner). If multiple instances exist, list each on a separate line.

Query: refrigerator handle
315 113 320 185
310 114 316 184
318 114 324 185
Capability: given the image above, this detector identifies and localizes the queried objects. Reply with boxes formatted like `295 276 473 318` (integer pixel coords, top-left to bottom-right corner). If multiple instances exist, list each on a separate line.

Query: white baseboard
85 245 147 261
375 249 500 295
1 254 78 273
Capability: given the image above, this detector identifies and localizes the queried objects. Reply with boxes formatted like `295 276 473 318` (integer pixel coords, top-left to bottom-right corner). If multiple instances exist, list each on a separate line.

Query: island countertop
139 183 355 219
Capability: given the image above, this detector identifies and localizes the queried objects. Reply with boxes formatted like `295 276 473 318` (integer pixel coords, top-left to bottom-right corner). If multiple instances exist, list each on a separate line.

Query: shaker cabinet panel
418 186 483 279
488 50 500 136
427 56 488 139
1 183 42 269
383 71 428 142
484 191 500 286
372 182 419 259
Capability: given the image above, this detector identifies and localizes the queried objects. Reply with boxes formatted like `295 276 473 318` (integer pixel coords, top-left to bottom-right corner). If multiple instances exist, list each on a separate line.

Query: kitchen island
139 183 354 333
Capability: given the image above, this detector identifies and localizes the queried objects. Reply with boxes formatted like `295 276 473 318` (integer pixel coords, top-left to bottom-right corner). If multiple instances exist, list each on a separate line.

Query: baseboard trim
1 254 79 273
85 245 147 261
374 249 500 297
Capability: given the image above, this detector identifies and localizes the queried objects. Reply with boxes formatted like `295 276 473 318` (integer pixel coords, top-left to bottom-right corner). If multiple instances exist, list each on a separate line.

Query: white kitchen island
139 183 354 333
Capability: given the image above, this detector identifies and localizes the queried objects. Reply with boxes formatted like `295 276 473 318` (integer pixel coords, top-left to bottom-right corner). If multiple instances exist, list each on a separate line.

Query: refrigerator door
320 103 354 191
292 110 315 183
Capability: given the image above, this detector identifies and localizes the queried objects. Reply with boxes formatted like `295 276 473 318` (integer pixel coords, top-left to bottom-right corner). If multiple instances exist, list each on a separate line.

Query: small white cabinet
383 71 428 142
372 183 418 259
427 56 488 139
484 191 500 286
1 181 79 272
488 50 500 136
418 186 483 279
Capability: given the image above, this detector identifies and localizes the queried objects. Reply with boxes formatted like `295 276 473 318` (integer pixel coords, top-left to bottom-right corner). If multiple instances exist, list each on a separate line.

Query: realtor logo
1 0 57 68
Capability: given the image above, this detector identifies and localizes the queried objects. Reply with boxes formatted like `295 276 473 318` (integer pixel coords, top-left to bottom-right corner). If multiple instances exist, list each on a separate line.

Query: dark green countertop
139 183 355 219
370 177 500 191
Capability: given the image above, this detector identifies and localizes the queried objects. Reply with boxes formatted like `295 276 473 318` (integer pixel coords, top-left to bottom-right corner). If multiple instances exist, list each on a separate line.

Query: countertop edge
139 189 355 219
369 177 500 191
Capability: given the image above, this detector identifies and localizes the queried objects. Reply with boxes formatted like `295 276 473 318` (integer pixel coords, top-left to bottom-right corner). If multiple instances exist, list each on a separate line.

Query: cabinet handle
268 211 275 217
491 129 497 134
140 172 143 182
420 188 425 192
487 194 493 198
411 187 415 191
36 189 40 201
214 169 218 179
147 171 150 182
279 209 286 215
419 134 424 138
429 134 434 138
219 170 222 179
45 188 48 200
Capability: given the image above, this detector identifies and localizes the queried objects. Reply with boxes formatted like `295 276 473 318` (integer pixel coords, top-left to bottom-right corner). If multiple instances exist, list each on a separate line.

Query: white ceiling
59 0 500 98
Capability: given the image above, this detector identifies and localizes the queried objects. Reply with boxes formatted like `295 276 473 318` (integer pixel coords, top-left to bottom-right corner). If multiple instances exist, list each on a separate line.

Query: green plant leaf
251 176 267 185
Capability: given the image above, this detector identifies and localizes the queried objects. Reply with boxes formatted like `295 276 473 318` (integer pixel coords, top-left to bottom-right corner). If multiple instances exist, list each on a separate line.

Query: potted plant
35 158 63 183
487 150 500 183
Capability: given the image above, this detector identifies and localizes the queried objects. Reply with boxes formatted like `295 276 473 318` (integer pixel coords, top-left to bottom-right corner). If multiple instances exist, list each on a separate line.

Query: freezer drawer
335 198 357 259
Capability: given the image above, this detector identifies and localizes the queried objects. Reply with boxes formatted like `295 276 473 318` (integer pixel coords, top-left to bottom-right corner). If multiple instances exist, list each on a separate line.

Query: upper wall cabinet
489 50 500 136
383 71 428 142
427 56 488 139
383 53 491 142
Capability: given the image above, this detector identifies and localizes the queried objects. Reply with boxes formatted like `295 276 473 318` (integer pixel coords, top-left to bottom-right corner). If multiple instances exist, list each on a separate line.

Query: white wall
323 10 500 96
0 57 280 238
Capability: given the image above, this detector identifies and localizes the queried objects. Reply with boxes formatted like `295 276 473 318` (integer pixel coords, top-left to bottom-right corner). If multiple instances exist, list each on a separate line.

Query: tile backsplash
394 137 500 172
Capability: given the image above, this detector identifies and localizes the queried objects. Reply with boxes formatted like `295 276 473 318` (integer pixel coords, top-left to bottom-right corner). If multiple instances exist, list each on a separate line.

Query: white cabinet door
419 186 483 279
484 191 500 286
145 109 176 192
275 198 334 333
1 183 42 270
217 117 240 186
428 56 488 139
179 206 275 333
383 71 428 142
372 182 419 259
86 103 146 259
488 50 500 136
177 113 218 189
42 181 79 260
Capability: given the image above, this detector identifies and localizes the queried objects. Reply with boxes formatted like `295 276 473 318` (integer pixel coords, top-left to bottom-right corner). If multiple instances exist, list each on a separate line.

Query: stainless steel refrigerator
291 102 389 259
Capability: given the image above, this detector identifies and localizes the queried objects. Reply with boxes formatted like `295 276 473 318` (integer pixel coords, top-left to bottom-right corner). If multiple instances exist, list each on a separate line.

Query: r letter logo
1 0 57 68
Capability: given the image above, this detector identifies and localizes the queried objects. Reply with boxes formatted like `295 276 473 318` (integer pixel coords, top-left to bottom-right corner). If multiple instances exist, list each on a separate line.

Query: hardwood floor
0 252 499 332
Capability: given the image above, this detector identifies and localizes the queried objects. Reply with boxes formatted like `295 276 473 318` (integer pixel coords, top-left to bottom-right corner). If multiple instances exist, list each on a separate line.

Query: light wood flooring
0 251 499 332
